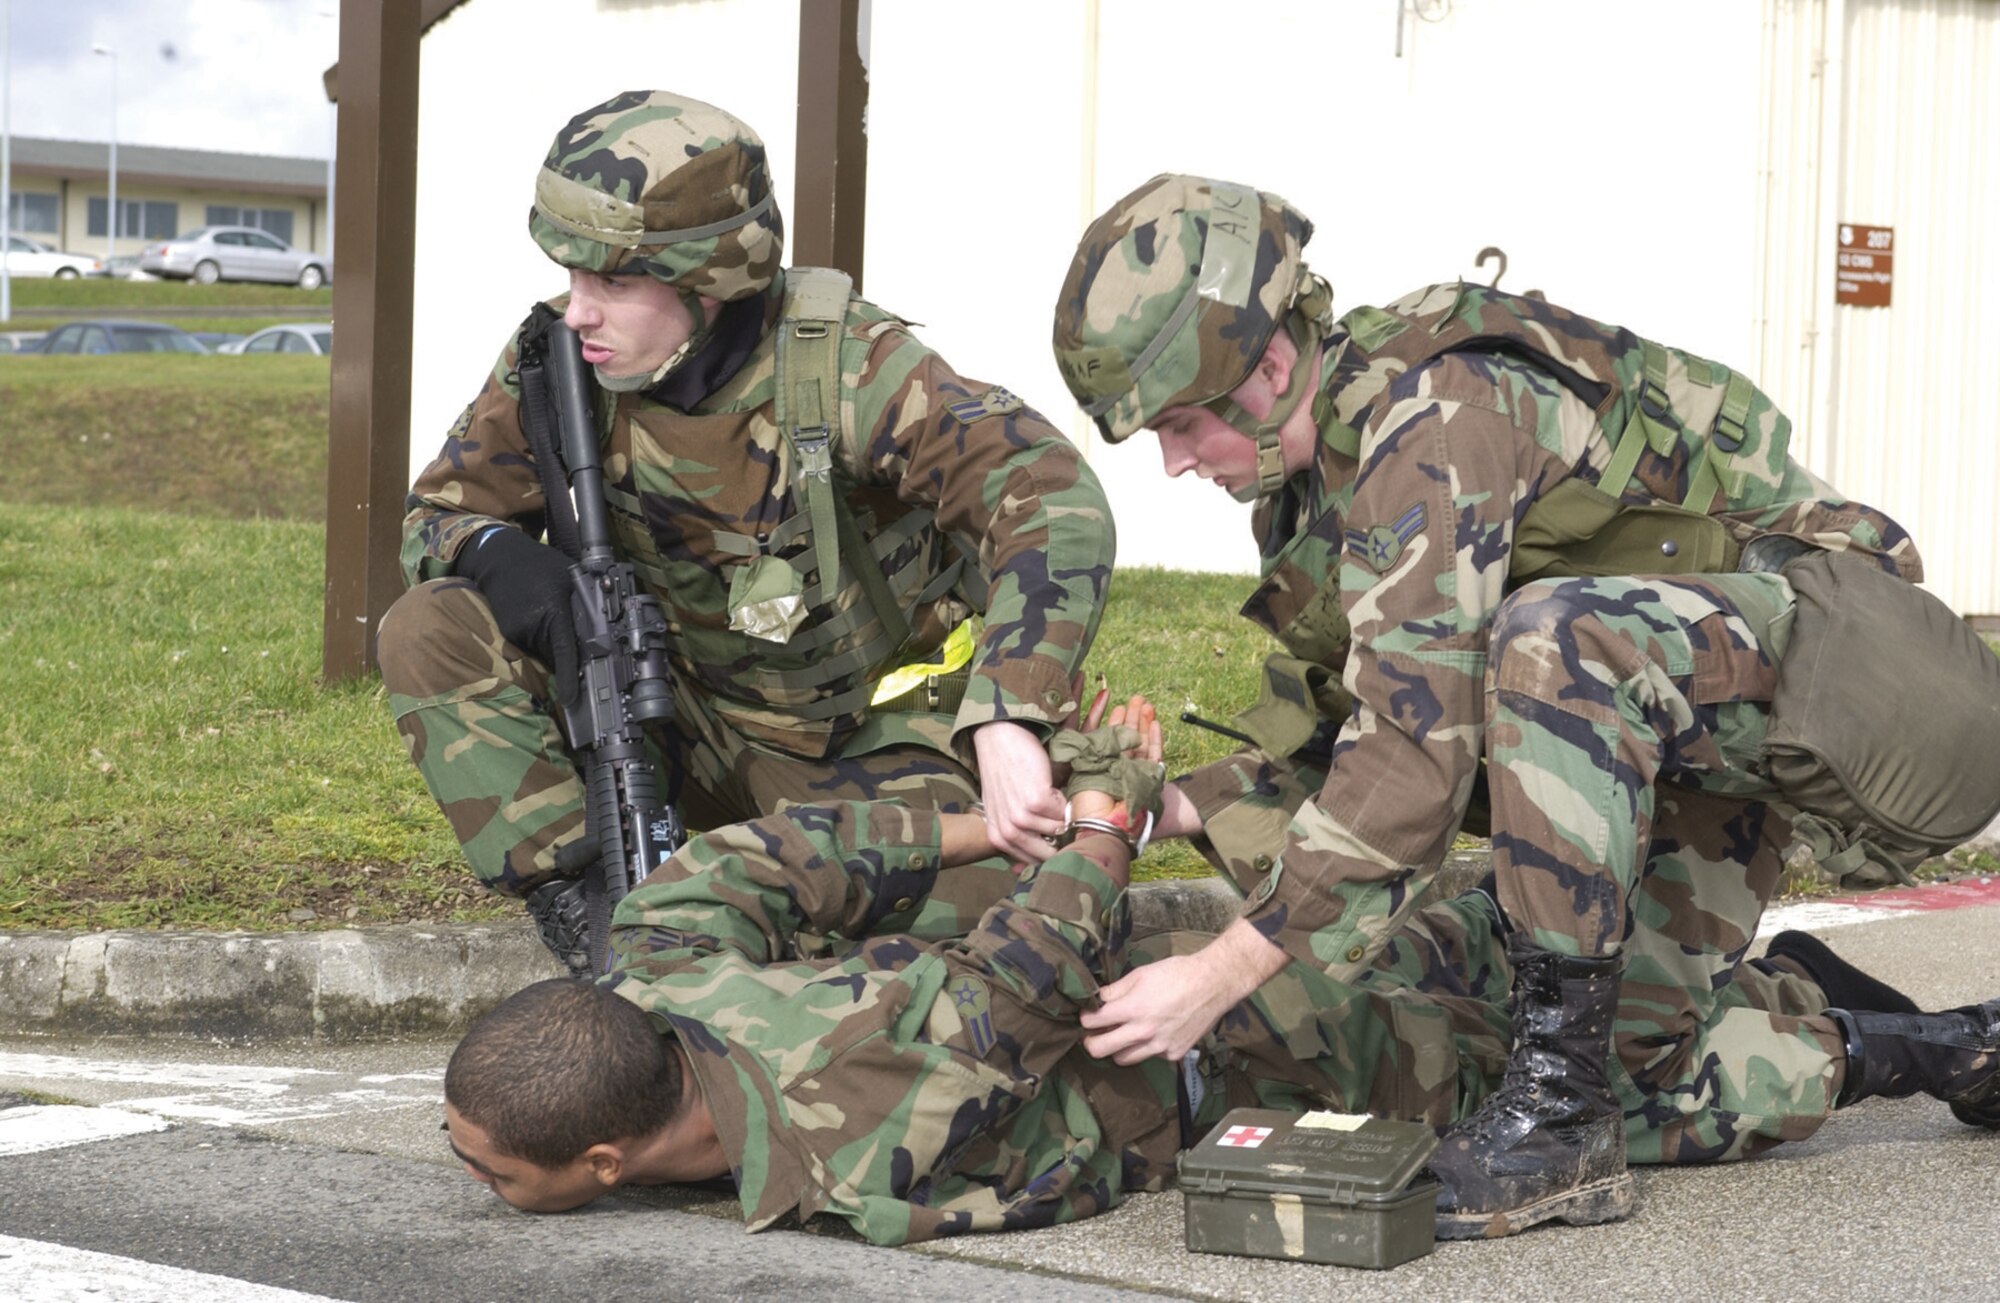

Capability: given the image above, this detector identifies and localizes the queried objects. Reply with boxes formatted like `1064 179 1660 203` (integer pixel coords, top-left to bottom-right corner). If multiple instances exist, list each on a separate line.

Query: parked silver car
2 235 104 279
220 323 333 355
138 226 332 289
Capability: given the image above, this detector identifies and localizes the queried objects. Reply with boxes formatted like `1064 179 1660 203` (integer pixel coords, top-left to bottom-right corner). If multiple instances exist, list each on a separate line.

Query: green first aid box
1177 1107 1441 1270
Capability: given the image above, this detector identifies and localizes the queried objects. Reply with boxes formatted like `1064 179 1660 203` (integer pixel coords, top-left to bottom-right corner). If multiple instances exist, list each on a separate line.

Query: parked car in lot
34 320 209 354
2 236 105 279
138 226 332 289
190 331 247 352
220 323 333 356
0 331 48 354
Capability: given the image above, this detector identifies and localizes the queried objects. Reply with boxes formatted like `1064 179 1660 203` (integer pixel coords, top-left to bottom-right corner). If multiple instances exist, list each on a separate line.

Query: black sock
1764 931 1920 1016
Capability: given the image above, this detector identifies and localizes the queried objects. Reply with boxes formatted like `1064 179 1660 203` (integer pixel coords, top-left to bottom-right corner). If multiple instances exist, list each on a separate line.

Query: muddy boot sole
1434 1171 1636 1240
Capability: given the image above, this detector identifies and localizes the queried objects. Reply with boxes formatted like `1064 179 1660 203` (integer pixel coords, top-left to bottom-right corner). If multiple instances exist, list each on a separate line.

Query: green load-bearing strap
1636 340 1680 457
1600 386 1652 501
773 268 912 664
1620 342 1755 511
776 318 844 593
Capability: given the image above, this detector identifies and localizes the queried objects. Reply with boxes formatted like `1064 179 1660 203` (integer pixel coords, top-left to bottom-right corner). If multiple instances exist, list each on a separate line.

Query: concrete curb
0 864 1491 1043
0 923 556 1042
7 815 1991 1043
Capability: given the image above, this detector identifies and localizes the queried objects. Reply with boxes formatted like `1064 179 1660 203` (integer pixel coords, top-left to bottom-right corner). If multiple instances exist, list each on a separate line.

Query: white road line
0 1054 335 1089
0 1234 342 1303
0 1053 441 1128
0 1104 169 1157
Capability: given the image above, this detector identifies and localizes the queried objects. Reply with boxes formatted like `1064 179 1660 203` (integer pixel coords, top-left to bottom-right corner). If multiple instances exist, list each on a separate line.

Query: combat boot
1831 999 2000 1128
1429 942 1634 1239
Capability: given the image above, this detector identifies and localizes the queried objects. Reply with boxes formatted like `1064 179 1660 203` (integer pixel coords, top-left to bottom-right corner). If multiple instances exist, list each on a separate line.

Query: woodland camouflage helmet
1052 174 1330 495
529 90 784 303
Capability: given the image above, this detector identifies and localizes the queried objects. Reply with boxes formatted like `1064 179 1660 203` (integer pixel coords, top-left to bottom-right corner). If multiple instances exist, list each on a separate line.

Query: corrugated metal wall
1756 0 2000 617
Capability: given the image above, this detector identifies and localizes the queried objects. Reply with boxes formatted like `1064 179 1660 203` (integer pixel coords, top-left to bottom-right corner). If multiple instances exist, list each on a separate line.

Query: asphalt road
3 899 1996 1302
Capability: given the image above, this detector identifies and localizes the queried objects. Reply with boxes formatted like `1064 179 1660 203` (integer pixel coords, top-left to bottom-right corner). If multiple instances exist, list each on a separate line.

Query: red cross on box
1216 1125 1273 1149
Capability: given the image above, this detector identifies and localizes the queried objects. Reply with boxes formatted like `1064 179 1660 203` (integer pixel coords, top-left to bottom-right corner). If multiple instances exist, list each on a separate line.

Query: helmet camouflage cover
1052 174 1314 442
529 90 784 302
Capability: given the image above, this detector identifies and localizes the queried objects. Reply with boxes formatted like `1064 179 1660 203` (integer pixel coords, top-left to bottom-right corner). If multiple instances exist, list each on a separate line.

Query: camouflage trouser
1485 572 1845 1161
1135 892 1513 1134
1168 571 1848 1163
376 579 1010 931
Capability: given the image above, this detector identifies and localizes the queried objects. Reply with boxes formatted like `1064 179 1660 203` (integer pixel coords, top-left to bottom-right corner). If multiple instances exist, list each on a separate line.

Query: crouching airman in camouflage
378 92 1114 975
438 707 2000 1243
1049 174 2000 1238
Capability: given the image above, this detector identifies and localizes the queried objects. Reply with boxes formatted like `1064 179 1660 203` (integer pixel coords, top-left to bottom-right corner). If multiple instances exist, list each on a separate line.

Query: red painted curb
1822 876 2000 913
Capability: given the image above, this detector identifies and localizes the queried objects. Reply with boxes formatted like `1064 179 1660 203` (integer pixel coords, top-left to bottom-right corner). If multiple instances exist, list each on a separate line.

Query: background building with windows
5 136 329 259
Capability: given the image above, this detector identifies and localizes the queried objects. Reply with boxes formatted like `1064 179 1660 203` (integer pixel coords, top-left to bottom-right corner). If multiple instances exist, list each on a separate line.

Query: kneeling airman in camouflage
378 93 1114 975
1049 174 2000 1237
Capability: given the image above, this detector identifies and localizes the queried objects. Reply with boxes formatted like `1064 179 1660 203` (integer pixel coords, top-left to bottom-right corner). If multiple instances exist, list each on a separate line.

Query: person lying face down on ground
443 693 1527 1242
442 695 2000 1244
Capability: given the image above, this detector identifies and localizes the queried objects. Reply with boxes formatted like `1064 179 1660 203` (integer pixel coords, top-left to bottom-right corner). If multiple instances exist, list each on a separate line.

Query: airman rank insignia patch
1344 502 1427 573
944 386 1025 425
946 974 997 1056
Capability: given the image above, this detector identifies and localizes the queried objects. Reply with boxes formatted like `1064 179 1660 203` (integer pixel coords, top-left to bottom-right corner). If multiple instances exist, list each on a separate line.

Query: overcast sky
5 0 336 160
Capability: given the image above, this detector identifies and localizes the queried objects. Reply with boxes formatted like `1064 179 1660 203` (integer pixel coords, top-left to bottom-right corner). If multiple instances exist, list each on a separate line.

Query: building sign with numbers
1836 224 1894 307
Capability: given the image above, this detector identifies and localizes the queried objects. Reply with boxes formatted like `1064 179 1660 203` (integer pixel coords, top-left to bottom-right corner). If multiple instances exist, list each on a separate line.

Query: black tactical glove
524 878 592 979
453 526 579 691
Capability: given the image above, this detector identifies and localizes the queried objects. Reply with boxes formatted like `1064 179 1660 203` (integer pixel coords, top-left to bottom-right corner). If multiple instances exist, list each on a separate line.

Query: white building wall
411 0 1778 577
1755 0 2000 617
411 0 801 447
867 0 1767 575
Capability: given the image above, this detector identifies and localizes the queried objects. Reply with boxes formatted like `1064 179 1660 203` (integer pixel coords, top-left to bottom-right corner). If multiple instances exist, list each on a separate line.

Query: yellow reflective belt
870 620 976 704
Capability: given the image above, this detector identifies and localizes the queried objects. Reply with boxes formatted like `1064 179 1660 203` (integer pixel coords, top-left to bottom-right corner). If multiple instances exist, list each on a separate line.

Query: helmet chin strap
1206 320 1323 500
591 285 717 392
1204 270 1335 501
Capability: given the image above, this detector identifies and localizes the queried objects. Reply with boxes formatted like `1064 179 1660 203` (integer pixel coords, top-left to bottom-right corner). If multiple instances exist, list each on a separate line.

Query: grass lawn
0 356 328 521
0 504 485 930
2 276 332 318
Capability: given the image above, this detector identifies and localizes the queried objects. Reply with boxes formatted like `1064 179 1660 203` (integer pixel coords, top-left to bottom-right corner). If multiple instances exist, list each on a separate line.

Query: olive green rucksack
1761 550 2000 886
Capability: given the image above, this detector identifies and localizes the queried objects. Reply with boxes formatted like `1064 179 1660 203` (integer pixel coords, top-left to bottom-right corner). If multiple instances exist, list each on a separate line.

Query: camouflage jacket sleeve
844 322 1115 745
604 802 1133 1244
1241 353 1585 977
399 330 545 586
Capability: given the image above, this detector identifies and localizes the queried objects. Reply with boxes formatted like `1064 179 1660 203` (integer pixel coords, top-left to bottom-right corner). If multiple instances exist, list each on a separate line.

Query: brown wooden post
793 0 870 289
321 0 419 681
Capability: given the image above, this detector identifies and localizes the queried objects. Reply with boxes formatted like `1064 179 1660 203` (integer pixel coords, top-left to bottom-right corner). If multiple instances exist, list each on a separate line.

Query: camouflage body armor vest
597 268 980 759
1234 282 1920 755
1326 282 1872 580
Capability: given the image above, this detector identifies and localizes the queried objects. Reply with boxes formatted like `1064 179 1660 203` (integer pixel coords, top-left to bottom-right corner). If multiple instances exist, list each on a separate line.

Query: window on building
205 205 296 247
5 192 60 235
87 199 178 240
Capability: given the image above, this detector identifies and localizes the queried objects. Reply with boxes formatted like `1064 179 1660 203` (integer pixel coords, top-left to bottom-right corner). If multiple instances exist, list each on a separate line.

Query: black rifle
515 310 683 974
